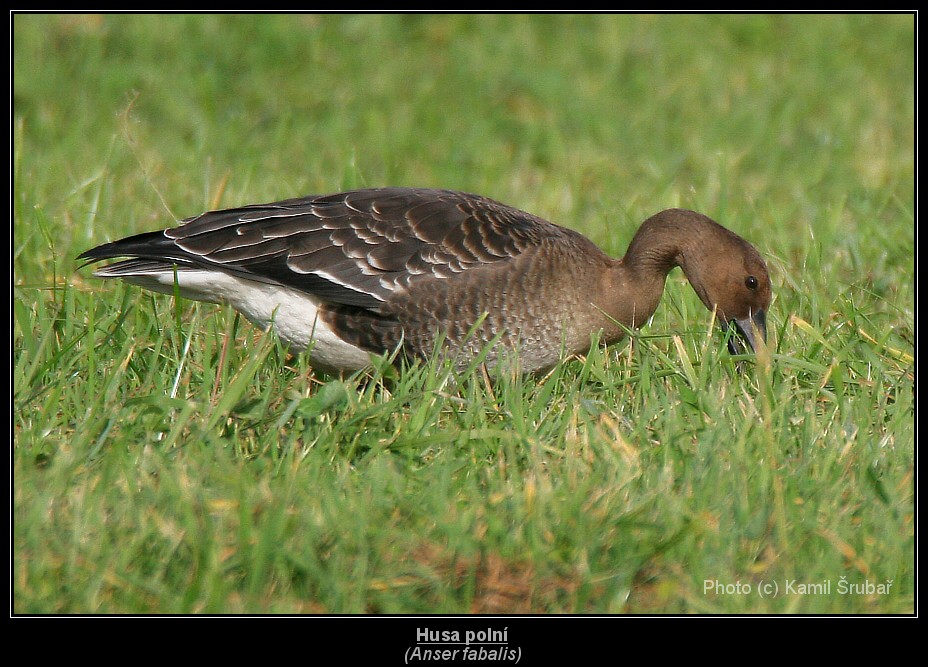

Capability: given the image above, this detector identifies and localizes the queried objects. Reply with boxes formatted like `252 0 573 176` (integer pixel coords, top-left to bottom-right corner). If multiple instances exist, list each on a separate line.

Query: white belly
120 270 373 372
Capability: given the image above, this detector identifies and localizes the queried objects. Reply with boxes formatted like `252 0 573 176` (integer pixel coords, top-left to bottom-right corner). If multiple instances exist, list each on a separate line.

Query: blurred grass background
13 14 914 614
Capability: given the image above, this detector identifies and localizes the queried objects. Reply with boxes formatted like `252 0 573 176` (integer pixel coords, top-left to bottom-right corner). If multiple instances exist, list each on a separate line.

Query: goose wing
78 187 564 310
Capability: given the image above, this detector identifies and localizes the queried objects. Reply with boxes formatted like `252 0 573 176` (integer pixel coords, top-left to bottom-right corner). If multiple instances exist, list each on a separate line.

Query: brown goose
78 187 771 374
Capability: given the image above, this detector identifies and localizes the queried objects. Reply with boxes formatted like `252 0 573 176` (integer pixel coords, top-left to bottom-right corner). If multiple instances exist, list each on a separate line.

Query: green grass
13 14 914 614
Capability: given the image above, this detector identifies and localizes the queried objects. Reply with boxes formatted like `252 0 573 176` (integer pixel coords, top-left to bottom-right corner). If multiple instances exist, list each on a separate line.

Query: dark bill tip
727 309 767 355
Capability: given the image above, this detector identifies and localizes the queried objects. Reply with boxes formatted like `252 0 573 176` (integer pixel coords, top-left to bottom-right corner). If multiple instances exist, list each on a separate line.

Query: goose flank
78 187 771 374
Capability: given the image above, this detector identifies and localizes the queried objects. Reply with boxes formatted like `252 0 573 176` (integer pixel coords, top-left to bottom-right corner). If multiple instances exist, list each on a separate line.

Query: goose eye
745 275 759 290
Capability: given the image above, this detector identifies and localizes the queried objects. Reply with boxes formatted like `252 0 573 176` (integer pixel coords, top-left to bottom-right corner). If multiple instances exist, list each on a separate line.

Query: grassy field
13 14 914 615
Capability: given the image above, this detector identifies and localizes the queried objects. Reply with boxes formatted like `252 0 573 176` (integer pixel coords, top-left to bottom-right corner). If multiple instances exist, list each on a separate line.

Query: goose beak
727 309 767 355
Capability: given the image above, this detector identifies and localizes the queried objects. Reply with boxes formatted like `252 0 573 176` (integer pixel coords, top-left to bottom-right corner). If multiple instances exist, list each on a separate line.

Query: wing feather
79 188 573 310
